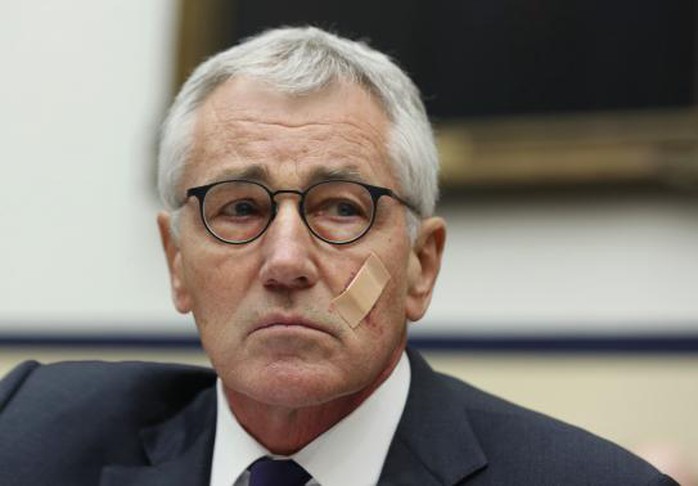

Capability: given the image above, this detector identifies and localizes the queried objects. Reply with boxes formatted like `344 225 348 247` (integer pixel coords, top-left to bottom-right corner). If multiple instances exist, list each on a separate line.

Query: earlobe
405 217 446 322
157 211 193 314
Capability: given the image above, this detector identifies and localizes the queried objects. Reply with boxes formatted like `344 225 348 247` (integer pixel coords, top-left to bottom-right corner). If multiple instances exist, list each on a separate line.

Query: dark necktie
248 457 312 486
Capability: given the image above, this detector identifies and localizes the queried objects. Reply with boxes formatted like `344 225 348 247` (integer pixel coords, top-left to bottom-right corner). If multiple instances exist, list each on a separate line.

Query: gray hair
158 26 439 237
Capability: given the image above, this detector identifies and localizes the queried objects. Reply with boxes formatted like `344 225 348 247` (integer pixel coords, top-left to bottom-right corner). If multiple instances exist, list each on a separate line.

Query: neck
223 353 403 455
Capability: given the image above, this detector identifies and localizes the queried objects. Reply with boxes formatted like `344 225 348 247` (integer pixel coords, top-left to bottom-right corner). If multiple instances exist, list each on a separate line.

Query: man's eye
335 201 361 217
315 199 367 219
220 200 260 217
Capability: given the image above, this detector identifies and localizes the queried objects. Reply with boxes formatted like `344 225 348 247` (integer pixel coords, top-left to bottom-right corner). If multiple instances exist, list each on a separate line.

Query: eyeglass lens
201 181 376 243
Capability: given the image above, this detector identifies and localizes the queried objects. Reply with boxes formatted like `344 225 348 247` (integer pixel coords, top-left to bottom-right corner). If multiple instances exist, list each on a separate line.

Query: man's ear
405 217 446 322
157 211 193 314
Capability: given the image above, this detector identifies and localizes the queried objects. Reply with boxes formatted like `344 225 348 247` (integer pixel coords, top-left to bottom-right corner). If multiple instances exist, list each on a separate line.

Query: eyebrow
210 165 271 183
208 164 367 188
305 166 365 185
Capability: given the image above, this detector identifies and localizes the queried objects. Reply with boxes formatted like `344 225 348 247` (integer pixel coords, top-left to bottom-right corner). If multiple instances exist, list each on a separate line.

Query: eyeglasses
185 179 417 245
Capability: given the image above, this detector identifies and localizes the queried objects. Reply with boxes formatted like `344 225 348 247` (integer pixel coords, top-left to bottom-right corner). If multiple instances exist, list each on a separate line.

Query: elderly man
0 27 676 486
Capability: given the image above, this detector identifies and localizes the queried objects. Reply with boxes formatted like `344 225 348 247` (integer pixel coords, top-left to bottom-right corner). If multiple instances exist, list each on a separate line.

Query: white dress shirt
209 352 411 486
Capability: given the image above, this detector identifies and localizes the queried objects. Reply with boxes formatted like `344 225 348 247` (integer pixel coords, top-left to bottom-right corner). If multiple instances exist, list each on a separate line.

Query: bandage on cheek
331 253 391 329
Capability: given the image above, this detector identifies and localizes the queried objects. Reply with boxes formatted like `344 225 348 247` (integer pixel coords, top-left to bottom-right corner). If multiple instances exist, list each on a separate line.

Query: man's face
158 77 444 409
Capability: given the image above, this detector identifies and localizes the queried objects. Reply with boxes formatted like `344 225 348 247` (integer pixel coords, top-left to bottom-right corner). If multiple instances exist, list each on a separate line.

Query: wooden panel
175 0 238 88
437 109 698 189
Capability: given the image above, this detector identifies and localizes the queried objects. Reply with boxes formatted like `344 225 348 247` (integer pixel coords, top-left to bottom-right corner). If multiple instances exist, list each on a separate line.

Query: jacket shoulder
400 349 676 485
0 360 217 485
0 360 40 410
1 359 215 419
437 370 674 485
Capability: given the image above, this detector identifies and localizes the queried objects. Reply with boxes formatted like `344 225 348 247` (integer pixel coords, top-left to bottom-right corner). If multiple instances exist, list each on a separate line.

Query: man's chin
226 365 362 410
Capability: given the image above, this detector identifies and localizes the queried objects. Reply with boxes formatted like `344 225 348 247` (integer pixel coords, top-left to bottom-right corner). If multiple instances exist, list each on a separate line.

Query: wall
2 2 697 337
0 1 185 334
428 195 698 336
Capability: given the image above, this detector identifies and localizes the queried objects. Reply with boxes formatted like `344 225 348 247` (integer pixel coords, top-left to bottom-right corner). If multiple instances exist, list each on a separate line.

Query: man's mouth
251 313 330 335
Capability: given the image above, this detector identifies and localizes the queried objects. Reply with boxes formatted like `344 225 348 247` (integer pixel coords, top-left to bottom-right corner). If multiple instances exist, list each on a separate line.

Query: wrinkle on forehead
186 78 392 187
204 76 389 126
200 116 385 158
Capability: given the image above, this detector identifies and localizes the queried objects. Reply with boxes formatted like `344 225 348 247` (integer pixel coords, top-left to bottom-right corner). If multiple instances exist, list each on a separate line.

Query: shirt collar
209 351 411 486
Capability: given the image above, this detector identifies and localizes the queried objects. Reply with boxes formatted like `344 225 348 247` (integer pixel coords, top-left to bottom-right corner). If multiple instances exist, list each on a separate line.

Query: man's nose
258 199 319 290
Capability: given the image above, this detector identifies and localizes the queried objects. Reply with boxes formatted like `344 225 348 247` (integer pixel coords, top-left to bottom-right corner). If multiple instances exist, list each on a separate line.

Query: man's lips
250 314 331 336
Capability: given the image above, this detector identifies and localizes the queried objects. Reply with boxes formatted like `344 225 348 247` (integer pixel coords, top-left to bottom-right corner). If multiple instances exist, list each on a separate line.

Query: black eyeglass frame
185 179 419 245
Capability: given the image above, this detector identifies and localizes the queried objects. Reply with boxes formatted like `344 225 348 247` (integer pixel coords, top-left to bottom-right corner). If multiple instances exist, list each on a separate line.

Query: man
0 27 677 485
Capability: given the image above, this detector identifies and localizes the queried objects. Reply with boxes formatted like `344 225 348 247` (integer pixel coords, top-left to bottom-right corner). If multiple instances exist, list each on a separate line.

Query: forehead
185 77 393 188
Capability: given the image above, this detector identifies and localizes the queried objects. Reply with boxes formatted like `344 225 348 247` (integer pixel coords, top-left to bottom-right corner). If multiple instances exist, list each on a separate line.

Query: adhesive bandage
331 253 391 329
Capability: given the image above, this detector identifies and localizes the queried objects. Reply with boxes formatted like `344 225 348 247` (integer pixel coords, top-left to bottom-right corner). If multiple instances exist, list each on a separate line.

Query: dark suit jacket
0 348 677 485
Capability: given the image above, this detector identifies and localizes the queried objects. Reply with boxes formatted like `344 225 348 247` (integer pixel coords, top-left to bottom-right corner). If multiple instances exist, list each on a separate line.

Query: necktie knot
248 457 311 486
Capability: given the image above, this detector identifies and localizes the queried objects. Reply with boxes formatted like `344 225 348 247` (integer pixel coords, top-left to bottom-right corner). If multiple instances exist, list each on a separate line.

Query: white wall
424 196 698 336
1 2 697 337
0 1 189 334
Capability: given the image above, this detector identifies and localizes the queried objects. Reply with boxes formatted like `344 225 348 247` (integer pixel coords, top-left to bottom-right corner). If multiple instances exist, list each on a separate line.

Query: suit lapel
379 348 487 485
100 386 217 486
